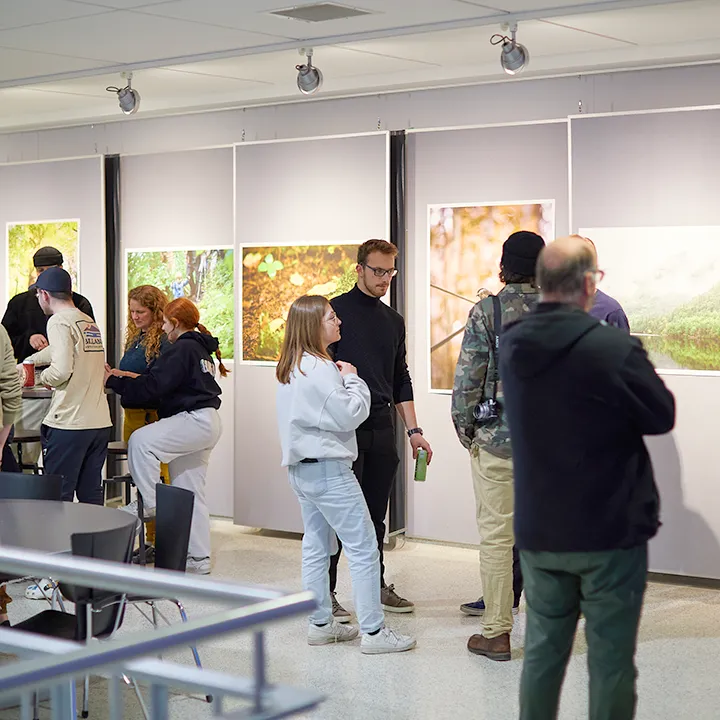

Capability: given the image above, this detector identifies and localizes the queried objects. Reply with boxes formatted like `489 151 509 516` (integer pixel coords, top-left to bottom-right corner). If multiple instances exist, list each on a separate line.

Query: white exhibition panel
572 109 720 579
234 133 388 533
0 157 106 343
406 123 570 546
120 148 235 518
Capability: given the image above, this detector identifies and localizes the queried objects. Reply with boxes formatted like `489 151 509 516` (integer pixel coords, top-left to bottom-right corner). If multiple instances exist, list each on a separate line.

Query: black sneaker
460 596 521 616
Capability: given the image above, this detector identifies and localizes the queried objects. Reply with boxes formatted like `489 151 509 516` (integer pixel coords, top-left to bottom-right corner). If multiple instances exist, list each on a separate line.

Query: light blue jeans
288 459 384 634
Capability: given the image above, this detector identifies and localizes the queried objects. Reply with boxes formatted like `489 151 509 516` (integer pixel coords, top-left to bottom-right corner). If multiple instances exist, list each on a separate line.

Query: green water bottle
414 449 428 482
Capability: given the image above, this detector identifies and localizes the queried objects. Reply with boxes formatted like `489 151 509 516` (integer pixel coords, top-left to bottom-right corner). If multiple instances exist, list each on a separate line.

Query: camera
473 398 498 423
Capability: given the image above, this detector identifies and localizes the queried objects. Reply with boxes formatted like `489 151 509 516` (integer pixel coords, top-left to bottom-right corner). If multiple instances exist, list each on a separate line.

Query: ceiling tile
343 20 631 69
0 47 113 82
0 10 293 64
166 45 436 85
0 0 110 30
461 0 621 10
551 0 720 44
138 0 499 39
71 0 185 7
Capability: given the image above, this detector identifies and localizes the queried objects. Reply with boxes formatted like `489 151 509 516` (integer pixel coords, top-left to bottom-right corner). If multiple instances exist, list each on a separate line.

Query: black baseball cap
31 267 72 293
33 246 63 268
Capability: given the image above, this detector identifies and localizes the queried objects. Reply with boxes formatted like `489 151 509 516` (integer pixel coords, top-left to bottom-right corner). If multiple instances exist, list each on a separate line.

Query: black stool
11 431 43 473
103 441 147 565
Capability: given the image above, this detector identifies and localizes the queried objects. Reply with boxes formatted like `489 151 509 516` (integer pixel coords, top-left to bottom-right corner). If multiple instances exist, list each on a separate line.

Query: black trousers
329 413 399 592
41 425 111 505
512 546 524 601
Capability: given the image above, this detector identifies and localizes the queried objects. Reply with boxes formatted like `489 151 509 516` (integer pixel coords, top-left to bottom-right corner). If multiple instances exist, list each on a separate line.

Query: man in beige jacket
0 322 23 624
24 268 111 504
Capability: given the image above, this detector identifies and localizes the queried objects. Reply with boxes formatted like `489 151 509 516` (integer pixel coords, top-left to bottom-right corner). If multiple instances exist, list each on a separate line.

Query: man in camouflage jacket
451 230 545 662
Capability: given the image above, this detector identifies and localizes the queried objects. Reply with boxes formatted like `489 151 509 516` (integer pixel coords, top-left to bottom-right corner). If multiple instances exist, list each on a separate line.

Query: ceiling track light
106 72 141 115
490 24 529 76
296 48 323 96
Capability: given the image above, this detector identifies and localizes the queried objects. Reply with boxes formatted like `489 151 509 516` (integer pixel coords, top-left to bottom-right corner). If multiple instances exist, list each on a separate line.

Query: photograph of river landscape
582 226 720 373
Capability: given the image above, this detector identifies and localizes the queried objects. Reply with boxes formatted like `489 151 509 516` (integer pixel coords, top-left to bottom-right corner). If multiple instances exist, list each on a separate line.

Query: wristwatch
407 427 424 438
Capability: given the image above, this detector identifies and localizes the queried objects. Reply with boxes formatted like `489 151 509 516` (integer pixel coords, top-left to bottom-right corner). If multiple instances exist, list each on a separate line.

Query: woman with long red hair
105 297 228 575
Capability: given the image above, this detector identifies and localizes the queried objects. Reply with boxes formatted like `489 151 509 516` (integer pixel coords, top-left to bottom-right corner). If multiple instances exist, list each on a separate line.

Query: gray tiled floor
2 520 720 719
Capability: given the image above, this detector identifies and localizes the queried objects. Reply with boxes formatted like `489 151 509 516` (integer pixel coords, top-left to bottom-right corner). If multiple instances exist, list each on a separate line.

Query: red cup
22 362 35 388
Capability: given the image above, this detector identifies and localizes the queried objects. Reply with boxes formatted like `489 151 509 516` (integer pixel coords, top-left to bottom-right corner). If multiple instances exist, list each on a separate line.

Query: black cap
33 246 63 268
501 231 546 277
31 267 72 293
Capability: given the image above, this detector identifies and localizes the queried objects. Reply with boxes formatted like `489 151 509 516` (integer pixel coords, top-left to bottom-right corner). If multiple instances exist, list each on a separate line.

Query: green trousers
519 544 647 720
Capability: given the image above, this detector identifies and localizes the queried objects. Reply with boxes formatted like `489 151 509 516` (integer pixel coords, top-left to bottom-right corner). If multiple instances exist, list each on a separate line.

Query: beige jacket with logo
0 324 22 427
26 308 111 430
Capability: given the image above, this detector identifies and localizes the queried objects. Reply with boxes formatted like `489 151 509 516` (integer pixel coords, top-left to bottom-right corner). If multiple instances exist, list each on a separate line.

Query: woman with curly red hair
117 285 170 558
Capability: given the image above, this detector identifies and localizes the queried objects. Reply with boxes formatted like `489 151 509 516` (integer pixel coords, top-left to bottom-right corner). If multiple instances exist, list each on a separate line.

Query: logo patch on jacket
200 359 215 376
76 321 104 352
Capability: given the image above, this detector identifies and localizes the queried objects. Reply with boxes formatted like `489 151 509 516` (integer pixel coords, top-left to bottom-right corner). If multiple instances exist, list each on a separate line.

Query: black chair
14 522 137 718
102 442 147 566
127 483 211 703
0 472 62 501
0 473 64 596
9 432 44 473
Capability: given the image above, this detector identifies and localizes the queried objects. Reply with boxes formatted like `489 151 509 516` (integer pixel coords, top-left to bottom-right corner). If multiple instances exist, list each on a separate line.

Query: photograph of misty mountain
584 226 720 372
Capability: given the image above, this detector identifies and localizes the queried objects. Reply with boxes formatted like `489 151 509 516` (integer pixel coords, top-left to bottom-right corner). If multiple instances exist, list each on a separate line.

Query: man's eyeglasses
590 269 606 283
363 264 398 279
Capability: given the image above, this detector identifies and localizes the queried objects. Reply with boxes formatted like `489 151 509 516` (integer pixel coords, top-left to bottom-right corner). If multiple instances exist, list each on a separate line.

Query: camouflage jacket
451 284 540 459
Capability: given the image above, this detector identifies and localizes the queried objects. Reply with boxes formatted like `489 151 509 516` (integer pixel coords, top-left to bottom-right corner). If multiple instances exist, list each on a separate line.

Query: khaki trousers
470 446 515 638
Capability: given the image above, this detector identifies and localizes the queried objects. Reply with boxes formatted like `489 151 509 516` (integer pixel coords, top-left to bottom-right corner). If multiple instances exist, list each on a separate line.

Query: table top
0 500 135 554
21 387 52 400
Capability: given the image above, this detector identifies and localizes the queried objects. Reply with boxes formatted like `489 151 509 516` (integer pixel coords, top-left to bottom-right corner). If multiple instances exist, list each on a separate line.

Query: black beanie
33 246 64 268
501 231 545 277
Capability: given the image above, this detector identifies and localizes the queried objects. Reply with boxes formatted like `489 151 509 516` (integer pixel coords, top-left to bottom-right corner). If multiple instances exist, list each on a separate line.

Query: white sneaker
186 556 211 575
308 620 359 646
361 626 417 655
25 579 58 601
120 499 155 520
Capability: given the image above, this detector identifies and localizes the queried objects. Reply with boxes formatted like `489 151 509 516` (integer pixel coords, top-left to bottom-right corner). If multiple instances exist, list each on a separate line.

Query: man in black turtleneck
328 239 433 618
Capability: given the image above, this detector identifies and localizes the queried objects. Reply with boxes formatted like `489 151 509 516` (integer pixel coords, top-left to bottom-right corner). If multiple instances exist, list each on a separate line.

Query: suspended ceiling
0 0 718 131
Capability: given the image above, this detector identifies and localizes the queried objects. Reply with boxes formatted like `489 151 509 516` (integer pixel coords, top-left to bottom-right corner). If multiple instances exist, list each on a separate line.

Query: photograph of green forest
7 221 79 300
583 226 720 372
429 202 554 391
127 248 234 360
242 244 359 362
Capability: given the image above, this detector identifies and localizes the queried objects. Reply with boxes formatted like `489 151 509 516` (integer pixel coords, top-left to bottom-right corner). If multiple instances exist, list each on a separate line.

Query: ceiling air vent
270 3 372 23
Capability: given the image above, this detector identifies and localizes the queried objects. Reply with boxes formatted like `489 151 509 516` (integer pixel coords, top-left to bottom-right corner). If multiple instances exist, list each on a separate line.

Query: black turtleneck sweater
330 285 414 419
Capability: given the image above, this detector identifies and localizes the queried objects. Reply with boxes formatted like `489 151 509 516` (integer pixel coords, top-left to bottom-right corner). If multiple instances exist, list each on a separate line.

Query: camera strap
490 294 502 402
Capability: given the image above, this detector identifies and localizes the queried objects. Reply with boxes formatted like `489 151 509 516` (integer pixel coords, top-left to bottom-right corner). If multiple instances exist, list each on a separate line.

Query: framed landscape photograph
429 201 554 392
241 243 359 363
582 226 720 374
126 247 234 360
7 220 79 300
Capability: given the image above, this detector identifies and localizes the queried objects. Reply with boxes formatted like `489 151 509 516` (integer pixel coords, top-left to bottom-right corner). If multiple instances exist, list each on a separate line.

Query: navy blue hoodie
107 332 222 419
500 303 675 553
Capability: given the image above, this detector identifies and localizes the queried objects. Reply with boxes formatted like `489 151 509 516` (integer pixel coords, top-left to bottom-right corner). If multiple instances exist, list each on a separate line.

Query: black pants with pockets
41 425 112 505
329 411 399 592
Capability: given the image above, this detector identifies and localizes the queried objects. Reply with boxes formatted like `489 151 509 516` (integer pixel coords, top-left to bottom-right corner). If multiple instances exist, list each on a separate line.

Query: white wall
234 133 388 532
120 148 235 518
571 109 720 579
406 123 570 545
0 157 106 340
0 62 718 575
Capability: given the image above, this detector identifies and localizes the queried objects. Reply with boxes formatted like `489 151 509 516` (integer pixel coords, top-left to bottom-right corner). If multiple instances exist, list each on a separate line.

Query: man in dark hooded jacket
499 235 675 720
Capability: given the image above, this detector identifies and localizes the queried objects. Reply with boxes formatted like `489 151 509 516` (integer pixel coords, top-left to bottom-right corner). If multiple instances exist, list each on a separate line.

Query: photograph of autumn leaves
241 244 359 363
